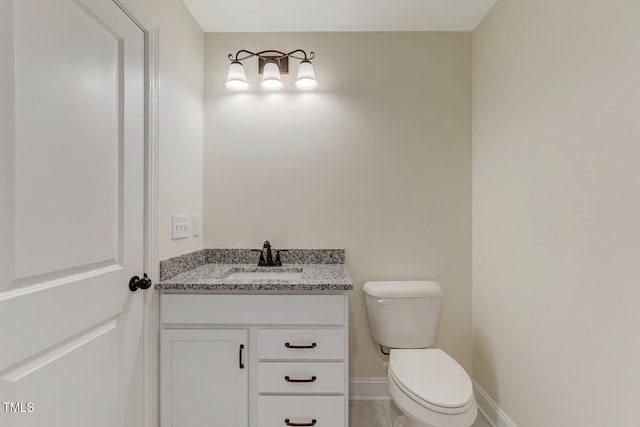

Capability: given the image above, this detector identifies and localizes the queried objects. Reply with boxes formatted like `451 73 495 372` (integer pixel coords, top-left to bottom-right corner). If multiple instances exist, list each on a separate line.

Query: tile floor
349 399 492 427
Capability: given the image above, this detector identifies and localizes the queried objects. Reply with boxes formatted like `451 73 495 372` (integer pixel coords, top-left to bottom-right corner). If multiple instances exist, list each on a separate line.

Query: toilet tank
363 281 442 349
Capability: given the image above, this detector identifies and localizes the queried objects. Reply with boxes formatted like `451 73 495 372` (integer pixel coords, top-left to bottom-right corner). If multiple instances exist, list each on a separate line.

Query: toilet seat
388 349 473 415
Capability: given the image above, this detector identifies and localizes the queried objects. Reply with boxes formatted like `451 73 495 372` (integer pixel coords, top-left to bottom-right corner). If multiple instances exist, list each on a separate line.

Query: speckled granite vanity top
156 248 353 292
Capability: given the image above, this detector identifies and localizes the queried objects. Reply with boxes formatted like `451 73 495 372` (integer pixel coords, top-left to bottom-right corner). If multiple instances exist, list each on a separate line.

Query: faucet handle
251 248 266 266
274 249 289 266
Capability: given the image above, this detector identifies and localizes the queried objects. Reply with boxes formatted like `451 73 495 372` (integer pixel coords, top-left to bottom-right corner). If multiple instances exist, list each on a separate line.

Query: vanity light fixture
225 49 317 91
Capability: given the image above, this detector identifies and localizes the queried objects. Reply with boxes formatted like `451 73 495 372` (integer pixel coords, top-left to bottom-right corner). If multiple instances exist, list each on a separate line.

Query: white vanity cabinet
160 293 349 427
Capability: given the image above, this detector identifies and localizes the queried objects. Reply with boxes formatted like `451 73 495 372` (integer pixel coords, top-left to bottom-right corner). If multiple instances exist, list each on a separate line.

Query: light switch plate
193 215 200 237
172 215 189 240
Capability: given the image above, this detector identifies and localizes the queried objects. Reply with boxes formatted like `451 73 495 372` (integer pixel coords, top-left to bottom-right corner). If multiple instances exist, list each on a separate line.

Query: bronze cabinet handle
284 342 317 349
284 375 317 383
285 419 316 426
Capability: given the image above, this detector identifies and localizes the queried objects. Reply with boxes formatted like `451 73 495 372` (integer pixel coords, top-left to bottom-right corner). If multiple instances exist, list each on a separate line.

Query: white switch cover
193 215 200 237
172 215 189 240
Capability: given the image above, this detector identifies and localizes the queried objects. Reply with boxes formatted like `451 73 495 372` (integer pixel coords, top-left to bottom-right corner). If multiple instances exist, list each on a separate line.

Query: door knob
129 273 152 292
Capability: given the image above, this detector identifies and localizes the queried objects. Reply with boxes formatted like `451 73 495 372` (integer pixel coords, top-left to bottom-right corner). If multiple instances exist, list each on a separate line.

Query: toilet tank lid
363 281 441 298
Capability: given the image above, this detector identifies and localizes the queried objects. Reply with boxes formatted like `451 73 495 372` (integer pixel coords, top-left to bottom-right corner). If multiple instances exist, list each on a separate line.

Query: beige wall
140 0 204 259
473 1 640 425
203 32 472 377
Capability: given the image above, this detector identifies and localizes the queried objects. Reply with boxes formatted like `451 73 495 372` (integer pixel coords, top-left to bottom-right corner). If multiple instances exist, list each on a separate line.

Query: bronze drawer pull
239 344 245 369
284 342 317 349
284 375 317 383
285 419 316 426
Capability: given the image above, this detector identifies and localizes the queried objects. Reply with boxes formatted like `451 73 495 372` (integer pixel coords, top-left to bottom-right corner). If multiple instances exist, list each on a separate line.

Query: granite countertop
156 248 353 292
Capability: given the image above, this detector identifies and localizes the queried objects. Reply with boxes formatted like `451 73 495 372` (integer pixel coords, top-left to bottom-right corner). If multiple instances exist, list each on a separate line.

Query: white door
0 0 146 426
160 329 249 427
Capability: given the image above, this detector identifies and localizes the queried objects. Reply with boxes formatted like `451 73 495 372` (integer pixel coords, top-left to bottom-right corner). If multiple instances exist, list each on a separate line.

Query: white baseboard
473 381 517 427
349 378 391 400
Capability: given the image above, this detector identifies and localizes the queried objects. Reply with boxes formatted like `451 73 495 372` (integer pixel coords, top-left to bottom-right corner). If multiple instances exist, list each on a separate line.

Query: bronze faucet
252 240 287 266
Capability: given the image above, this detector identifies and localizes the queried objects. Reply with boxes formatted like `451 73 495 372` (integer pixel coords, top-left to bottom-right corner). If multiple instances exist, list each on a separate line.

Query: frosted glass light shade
295 60 318 90
225 61 249 90
261 62 284 90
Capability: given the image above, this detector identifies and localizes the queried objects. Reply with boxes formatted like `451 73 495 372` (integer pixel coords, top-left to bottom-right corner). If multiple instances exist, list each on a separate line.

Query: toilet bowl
387 349 477 427
362 281 477 427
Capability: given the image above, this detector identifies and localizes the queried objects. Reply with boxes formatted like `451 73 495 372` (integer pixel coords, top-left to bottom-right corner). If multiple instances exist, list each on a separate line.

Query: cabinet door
161 329 248 427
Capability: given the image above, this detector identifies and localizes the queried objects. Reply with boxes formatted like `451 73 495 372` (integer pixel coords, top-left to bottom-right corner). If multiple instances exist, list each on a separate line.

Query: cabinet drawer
258 362 344 394
258 396 345 427
258 329 345 361
161 294 345 325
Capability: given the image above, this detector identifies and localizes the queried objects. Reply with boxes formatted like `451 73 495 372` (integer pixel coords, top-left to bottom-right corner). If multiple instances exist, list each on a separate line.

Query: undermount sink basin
223 268 303 281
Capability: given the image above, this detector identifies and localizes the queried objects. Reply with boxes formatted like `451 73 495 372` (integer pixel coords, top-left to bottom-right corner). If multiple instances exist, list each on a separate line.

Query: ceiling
182 0 497 33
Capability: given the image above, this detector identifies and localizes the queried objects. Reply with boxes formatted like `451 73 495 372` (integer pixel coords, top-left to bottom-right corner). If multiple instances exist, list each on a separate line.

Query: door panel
13 0 136 282
14 0 122 280
2 322 118 427
0 0 145 426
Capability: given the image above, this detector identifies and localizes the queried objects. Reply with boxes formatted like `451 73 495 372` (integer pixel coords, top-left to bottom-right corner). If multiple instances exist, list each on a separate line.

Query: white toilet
363 281 477 427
